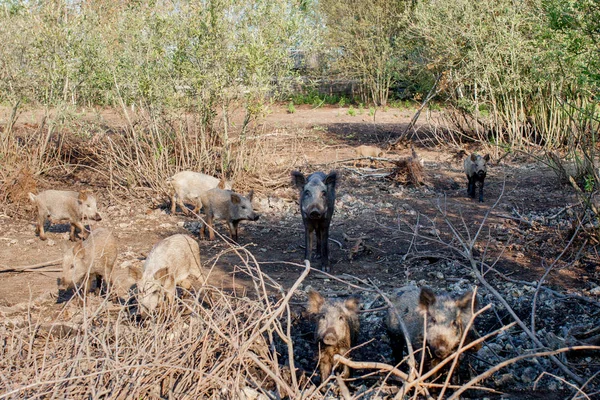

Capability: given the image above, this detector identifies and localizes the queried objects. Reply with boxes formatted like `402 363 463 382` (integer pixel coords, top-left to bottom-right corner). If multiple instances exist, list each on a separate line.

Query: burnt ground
1 104 599 398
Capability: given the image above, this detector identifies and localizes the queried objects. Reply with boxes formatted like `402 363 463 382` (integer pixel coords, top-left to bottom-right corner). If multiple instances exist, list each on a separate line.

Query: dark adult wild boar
386 285 480 371
307 289 360 380
28 190 102 241
464 153 490 202
291 170 337 272
199 188 259 241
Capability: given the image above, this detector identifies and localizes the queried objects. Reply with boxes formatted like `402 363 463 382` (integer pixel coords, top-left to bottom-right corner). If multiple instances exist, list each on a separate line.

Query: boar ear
344 297 360 312
78 191 88 202
28 193 36 202
483 154 490 162
456 291 477 311
307 290 325 314
230 193 241 204
291 171 306 189
419 287 437 309
128 265 143 281
470 154 477 162
247 190 254 201
325 171 338 186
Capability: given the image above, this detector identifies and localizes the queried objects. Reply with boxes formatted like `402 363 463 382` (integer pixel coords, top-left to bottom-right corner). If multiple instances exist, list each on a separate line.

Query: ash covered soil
1 105 599 398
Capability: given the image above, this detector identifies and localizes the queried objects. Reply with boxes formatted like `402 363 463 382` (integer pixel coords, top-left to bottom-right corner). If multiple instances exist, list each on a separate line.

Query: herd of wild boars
22 148 490 382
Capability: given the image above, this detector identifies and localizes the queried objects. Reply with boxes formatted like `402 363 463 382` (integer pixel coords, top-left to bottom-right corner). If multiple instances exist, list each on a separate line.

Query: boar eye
304 190 311 197
338 315 344 321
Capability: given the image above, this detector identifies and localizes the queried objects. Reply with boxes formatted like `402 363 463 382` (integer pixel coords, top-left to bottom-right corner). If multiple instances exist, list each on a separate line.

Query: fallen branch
333 354 408 381
447 346 600 400
0 258 62 273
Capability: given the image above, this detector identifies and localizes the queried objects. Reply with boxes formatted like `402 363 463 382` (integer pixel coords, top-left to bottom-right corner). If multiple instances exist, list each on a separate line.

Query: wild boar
168 171 232 215
132 234 204 316
291 170 337 272
464 154 490 202
59 228 117 295
386 285 480 371
354 145 384 167
199 188 259 241
28 190 102 241
306 289 360 380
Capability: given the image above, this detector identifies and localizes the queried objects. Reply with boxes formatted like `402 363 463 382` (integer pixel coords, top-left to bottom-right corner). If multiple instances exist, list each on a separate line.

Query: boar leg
192 198 201 215
36 214 47 241
228 221 239 241
71 221 87 241
467 176 475 198
319 352 333 382
179 197 191 215
204 212 215 241
170 193 178 214
304 223 314 262
478 179 484 202
319 225 331 272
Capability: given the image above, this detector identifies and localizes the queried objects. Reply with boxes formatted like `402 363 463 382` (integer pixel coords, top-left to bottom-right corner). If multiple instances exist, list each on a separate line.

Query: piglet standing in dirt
354 145 384 167
199 188 259 241
168 171 232 215
28 190 102 241
306 289 360 380
59 228 117 295
386 285 480 371
131 234 204 316
464 153 490 202
291 170 337 272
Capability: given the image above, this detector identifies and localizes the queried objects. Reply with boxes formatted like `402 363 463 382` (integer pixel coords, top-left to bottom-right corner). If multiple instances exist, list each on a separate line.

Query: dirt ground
1 104 598 398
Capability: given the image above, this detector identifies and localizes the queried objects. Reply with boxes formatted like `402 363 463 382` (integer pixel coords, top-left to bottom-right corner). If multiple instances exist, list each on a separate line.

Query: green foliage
584 174 595 193
347 106 356 116
291 88 345 107
287 101 296 114
369 107 375 116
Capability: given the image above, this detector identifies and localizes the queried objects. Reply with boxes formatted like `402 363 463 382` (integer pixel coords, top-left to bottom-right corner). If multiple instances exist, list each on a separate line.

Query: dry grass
0 246 312 399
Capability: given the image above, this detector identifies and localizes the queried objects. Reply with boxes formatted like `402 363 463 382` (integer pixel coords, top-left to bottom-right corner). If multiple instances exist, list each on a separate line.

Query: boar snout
322 328 338 345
